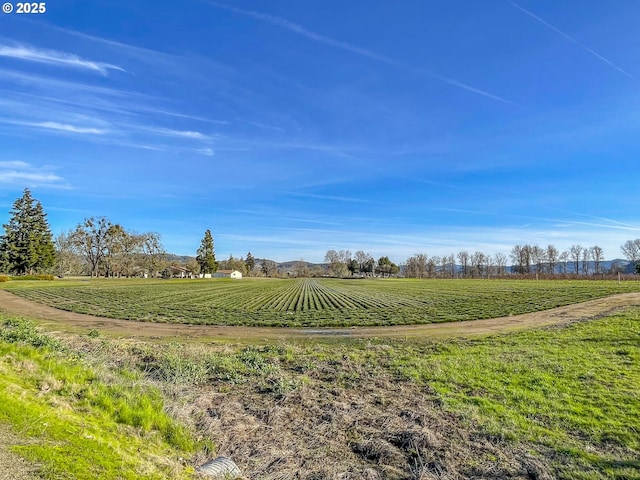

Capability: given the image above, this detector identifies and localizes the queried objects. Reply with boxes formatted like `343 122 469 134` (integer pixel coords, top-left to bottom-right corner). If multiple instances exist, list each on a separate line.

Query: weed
0 318 62 350
87 328 101 338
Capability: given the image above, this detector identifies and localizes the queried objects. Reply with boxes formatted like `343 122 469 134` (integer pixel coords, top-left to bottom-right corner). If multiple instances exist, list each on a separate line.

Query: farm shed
213 269 243 279
169 265 192 278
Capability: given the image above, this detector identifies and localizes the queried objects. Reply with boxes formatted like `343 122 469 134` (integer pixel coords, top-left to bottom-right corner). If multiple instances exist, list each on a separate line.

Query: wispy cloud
0 160 29 169
208 1 515 105
166 129 208 139
134 107 228 124
48 26 171 61
46 24 238 84
507 1 635 79
552 220 640 233
32 121 108 135
227 138 359 159
0 81 221 142
117 142 215 157
542 207 640 230
0 69 153 103
289 192 374 204
197 148 215 156
0 111 216 154
0 161 67 187
0 117 110 135
130 125 212 141
209 1 393 63
0 43 125 75
0 170 61 183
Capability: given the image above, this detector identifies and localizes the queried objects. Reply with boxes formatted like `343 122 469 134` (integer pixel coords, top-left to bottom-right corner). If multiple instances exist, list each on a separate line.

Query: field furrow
5 278 640 327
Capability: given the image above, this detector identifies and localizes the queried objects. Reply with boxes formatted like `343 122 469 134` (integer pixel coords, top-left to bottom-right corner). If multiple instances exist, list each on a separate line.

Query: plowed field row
4 278 640 327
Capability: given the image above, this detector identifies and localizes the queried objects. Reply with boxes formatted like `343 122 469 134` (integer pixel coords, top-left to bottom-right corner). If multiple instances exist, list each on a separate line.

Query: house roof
217 269 241 274
169 265 189 272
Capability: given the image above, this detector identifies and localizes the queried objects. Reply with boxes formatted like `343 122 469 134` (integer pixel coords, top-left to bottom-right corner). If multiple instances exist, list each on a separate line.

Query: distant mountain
165 254 195 264
590 259 634 274
165 255 636 275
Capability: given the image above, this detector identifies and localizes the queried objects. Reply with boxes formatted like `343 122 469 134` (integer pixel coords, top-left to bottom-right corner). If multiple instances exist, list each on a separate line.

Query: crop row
6 278 640 327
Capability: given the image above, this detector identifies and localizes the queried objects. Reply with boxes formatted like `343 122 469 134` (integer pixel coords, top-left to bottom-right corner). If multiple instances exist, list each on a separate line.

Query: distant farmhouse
212 269 243 279
168 265 191 278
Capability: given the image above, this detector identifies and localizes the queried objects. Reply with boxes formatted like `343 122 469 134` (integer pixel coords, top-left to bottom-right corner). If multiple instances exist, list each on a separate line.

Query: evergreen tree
0 239 8 272
196 229 217 274
0 188 55 274
245 251 255 275
31 201 56 271
376 256 399 277
348 259 359 276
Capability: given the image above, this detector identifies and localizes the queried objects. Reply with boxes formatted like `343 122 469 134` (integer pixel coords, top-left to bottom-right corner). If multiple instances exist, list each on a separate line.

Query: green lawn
388 311 640 479
0 317 210 479
4 277 640 326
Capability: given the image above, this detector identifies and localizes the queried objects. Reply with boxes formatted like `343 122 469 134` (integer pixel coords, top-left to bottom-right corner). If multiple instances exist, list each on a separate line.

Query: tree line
2 189 640 278
324 250 399 277
0 191 257 278
1 189 164 277
404 243 639 278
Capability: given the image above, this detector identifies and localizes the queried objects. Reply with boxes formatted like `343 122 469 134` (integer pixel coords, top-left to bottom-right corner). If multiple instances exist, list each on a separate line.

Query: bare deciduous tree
141 232 166 278
621 239 640 271
494 252 507 276
471 251 486 278
457 251 470 278
559 251 570 275
440 256 449 278
530 245 546 275
582 247 590 275
510 245 530 274
447 254 456 278
325 249 351 277
405 253 428 278
570 245 582 275
54 230 81 277
546 245 558 275
261 259 277 277
354 250 374 276
71 217 112 277
427 256 439 278
591 245 604 274
293 259 309 277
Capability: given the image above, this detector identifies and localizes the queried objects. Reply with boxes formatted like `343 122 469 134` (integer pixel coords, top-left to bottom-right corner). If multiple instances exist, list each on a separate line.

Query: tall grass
0 317 208 479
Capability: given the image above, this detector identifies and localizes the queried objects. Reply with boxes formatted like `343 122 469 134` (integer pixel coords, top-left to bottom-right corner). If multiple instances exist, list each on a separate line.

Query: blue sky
1 1 639 263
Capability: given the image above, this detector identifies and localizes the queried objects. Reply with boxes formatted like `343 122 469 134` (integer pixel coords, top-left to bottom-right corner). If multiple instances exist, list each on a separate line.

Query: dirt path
2 289 640 341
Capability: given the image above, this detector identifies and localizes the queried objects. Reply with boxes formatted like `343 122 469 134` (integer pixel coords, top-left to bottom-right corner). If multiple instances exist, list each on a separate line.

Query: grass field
0 318 212 479
125 309 640 478
4 277 640 327
1 299 638 478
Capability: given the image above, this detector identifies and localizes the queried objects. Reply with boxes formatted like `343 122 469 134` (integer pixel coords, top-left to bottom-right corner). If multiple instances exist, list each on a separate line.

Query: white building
212 269 243 279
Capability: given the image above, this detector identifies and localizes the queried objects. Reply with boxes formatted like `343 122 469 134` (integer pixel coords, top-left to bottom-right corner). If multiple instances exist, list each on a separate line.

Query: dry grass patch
162 348 553 480
0 424 39 480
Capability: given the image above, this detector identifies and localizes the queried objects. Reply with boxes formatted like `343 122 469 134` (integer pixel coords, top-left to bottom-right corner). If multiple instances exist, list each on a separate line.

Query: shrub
0 275 9 282
0 318 62 350
10 274 55 281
